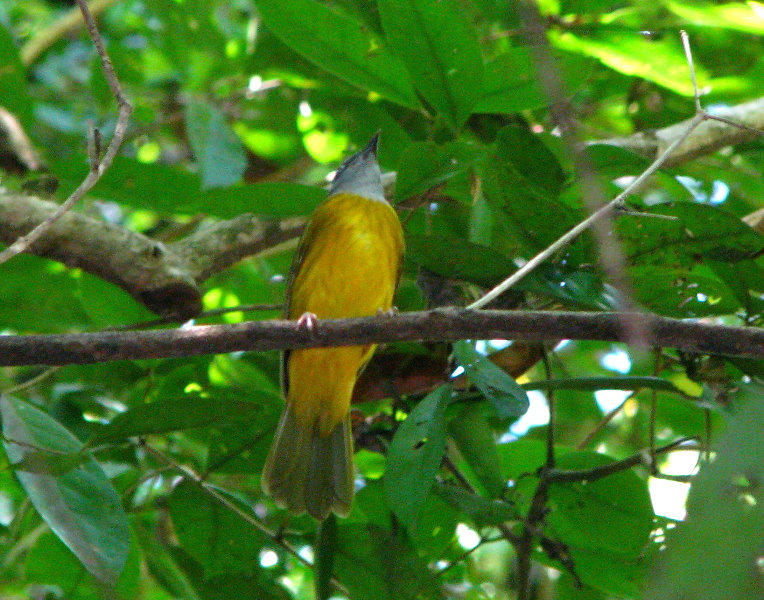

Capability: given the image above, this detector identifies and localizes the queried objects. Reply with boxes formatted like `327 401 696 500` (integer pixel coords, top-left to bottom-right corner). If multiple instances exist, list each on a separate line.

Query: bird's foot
296 312 318 332
377 306 399 317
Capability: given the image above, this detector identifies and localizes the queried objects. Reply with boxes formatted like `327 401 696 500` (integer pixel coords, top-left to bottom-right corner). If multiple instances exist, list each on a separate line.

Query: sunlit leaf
1 396 129 584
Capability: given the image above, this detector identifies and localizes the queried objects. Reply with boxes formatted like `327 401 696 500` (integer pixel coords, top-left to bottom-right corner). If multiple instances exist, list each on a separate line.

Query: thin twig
140 441 350 596
0 0 132 266
576 393 632 450
2 367 60 395
680 31 703 112
546 437 698 483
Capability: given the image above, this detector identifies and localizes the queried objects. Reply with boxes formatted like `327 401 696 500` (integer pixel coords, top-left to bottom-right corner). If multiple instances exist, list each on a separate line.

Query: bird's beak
362 132 380 158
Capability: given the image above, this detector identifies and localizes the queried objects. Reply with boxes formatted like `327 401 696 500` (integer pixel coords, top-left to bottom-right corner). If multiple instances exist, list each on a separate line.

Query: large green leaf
168 480 268 577
552 30 708 97
378 0 484 129
646 384 764 600
476 48 593 114
333 524 443 599
52 154 325 218
89 393 275 444
1 396 129 584
405 233 514 286
25 528 141 600
257 0 418 108
185 100 247 189
384 385 451 531
482 126 579 253
447 403 506 497
666 1 764 35
453 341 530 419
620 202 764 265
629 265 740 318
394 141 485 202
547 452 654 557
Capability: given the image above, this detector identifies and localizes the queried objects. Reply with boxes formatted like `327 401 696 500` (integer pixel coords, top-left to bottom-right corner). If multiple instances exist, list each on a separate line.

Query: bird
261 133 404 520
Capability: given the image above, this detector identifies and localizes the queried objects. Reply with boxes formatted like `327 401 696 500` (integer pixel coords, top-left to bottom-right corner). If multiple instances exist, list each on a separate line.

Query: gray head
328 133 385 202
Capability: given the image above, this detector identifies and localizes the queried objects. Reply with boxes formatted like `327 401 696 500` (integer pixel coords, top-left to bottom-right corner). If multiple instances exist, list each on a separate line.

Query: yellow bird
262 134 404 520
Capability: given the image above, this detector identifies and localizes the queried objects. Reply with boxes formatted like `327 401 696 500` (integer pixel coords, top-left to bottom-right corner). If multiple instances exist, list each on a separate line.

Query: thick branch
0 309 762 366
0 191 304 319
597 96 764 167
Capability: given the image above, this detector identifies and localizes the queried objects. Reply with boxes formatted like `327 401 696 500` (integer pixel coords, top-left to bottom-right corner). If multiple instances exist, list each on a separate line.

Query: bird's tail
261 403 354 520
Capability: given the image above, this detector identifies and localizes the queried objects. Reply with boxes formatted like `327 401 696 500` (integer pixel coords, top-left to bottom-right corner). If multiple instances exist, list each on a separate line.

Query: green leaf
552 30 707 97
1 396 129 584
168 480 268 577
89 393 274 444
476 49 593 114
26 528 141 600
645 384 764 600
405 233 513 286
482 126 579 253
135 520 203 600
547 452 654 557
433 483 519 527
620 202 764 265
378 0 484 129
666 1 764 35
185 100 247 189
257 0 418 108
385 385 452 531
629 265 740 318
333 524 443 599
0 25 34 129
394 141 485 202
453 341 530 418
708 259 764 318
52 154 326 218
447 403 506 497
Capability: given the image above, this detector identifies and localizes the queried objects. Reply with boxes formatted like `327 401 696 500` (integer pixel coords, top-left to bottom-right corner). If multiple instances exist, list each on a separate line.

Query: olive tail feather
261 404 354 520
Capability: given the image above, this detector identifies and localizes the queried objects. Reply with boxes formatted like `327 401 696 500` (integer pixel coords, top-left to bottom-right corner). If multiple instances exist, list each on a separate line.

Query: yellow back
285 192 404 433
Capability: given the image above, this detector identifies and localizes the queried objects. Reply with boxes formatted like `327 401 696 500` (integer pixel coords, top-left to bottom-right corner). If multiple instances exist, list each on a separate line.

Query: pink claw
377 306 399 317
296 312 318 331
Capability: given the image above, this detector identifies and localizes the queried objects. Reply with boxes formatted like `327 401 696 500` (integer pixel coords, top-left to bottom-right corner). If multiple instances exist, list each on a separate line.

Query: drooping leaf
185 100 247 189
89 393 275 445
257 0 418 108
447 403 506 497
1 395 129 584
378 0 484 129
453 341 529 418
385 385 452 531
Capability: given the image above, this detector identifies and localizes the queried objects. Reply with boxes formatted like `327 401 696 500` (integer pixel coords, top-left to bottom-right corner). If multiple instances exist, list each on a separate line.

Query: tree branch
0 191 304 319
596 96 764 167
0 308 762 367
